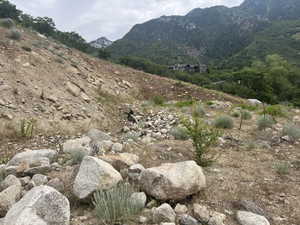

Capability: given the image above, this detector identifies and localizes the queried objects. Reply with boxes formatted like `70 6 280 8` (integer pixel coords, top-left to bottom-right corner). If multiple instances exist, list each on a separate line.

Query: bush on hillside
282 123 300 142
257 115 276 130
8 29 21 40
192 103 206 118
170 126 189 140
0 18 14 28
241 110 252 120
214 115 234 129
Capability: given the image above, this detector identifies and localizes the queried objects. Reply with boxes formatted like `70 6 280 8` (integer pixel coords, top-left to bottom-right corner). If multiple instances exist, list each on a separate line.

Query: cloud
9 0 243 41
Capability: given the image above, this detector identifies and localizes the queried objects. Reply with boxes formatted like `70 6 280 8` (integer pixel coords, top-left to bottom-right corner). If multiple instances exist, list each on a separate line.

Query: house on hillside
168 63 208 73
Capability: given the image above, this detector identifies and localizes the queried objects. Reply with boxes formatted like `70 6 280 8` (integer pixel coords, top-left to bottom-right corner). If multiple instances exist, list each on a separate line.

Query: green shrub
70 151 87 165
192 104 205 118
174 100 195 108
152 96 165 106
274 162 290 175
170 126 189 140
261 105 286 118
181 117 221 167
206 101 214 106
8 29 21 40
241 110 252 120
236 103 258 111
93 183 143 225
257 115 276 130
0 18 15 29
231 111 240 118
214 115 234 129
282 123 300 142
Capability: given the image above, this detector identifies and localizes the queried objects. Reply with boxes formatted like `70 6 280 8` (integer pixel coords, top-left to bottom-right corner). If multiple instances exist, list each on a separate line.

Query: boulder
63 136 93 156
100 153 139 171
0 175 21 191
73 156 122 199
140 161 206 200
0 185 22 217
32 174 48 186
85 129 111 142
248 99 262 106
7 149 57 167
3 185 70 225
178 214 200 225
130 192 147 208
237 211 270 225
152 203 176 223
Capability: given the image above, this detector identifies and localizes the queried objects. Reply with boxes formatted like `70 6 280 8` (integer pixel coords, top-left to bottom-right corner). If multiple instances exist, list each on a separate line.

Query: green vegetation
0 18 14 28
241 110 252 120
8 29 21 40
152 96 165 106
257 115 276 130
274 162 290 175
174 100 195 108
93 183 143 225
170 126 190 140
181 117 221 167
261 105 286 119
282 123 300 142
20 118 35 138
214 115 234 129
192 103 205 118
70 151 87 165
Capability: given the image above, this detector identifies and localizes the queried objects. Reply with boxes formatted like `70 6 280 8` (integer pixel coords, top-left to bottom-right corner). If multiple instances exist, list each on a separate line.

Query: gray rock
239 200 266 217
100 153 139 171
73 156 122 199
32 174 48 186
140 161 206 200
179 214 200 225
0 175 21 191
161 223 175 225
85 129 111 142
47 178 64 193
174 204 188 215
111 143 123 152
66 81 81 97
130 192 147 208
209 211 226 225
19 177 31 186
152 203 176 223
7 149 57 167
193 204 210 222
0 185 22 217
237 211 270 225
63 136 93 156
3 185 70 225
248 99 262 106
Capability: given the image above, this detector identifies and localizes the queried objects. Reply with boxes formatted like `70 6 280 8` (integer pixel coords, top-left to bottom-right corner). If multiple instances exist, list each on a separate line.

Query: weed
214 115 234 129
261 105 286 119
93 183 143 225
70 151 87 165
20 118 36 138
236 103 258 111
192 104 205 118
152 96 165 106
181 117 221 167
174 100 195 108
274 162 290 175
241 110 252 120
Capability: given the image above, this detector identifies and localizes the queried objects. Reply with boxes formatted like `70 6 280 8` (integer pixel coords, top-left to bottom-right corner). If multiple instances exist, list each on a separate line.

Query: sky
9 0 243 42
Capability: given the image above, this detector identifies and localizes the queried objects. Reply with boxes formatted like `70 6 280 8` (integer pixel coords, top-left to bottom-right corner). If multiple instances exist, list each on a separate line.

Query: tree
32 17 56 36
98 48 111 59
0 0 21 21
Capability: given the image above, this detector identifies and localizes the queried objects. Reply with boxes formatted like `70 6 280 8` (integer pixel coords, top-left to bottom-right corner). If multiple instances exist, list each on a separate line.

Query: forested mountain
108 0 300 67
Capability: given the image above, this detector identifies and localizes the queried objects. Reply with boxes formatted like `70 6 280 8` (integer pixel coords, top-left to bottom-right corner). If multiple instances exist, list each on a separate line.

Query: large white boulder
139 161 206 200
237 211 270 225
73 156 122 199
7 149 57 167
3 185 70 225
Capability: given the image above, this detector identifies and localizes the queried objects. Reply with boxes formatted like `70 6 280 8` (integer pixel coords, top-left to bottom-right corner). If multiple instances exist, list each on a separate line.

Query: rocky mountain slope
0 22 300 225
108 0 300 67
89 36 113 48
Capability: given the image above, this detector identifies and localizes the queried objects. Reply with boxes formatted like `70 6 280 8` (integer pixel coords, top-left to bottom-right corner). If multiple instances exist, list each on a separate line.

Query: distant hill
90 37 113 49
108 0 300 67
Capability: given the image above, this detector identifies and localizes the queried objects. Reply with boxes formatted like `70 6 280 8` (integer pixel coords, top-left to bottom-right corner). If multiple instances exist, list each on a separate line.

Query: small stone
237 211 270 225
131 192 147 208
174 204 188 215
193 204 210 222
152 203 176 223
139 216 148 223
19 177 31 186
32 174 48 186
179 214 199 225
111 143 123 152
47 178 65 192
0 175 21 191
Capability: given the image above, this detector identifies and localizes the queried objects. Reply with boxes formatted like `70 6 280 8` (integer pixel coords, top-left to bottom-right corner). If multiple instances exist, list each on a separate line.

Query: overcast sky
9 0 243 42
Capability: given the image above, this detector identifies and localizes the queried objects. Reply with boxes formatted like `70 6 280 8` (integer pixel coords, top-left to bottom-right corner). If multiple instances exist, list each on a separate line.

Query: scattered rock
32 174 48 186
193 204 210 222
111 143 123 152
66 81 81 97
73 156 122 199
152 203 176 223
236 211 270 225
238 200 267 217
0 175 21 191
174 203 188 215
131 192 147 208
63 136 93 156
128 164 145 182
140 161 206 200
0 185 22 217
248 99 262 105
101 153 139 171
47 178 65 193
3 185 70 225
85 129 111 142
178 214 200 225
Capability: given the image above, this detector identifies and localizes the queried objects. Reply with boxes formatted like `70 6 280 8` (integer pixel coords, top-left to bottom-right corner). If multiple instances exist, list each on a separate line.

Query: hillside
108 0 300 67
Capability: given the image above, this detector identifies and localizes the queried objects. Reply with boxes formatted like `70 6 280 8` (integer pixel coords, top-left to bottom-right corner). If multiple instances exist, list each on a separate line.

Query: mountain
90 36 113 48
108 0 300 67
